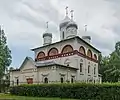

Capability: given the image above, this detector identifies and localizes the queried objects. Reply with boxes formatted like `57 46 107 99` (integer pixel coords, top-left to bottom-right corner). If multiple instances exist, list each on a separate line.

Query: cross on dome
46 21 49 29
70 10 74 20
65 6 68 16
84 25 87 32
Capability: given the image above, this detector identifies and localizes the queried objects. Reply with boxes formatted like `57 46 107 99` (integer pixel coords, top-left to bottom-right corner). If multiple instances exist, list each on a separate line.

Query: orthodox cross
46 21 49 29
84 24 87 32
70 10 74 20
65 6 68 16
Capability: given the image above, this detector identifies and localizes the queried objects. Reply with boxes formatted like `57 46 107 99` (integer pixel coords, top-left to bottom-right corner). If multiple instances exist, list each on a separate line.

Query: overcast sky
0 0 120 68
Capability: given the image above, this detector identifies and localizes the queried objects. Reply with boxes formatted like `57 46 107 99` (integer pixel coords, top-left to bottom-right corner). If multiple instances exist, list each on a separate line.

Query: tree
0 27 12 79
99 56 110 82
100 41 120 82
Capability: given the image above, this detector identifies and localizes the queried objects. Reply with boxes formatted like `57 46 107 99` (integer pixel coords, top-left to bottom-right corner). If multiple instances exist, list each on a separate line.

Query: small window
60 77 64 83
88 65 90 73
80 63 83 72
94 67 96 74
44 77 48 83
71 78 74 83
63 31 64 39
17 79 19 85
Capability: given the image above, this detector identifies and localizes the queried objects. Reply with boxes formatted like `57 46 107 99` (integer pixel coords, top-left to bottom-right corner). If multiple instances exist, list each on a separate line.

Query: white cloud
0 0 120 66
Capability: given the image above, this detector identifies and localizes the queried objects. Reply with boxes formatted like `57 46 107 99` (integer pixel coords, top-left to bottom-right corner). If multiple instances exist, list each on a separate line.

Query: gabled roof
31 36 101 53
19 56 35 70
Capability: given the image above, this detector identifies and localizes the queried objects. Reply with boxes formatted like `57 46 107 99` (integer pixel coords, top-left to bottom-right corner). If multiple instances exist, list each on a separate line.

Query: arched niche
48 47 58 56
79 46 86 55
37 51 45 59
64 59 70 66
87 49 92 58
61 45 73 54
94 54 97 60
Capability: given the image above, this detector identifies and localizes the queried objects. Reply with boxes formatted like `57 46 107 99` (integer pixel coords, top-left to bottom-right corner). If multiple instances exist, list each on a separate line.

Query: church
10 7 101 85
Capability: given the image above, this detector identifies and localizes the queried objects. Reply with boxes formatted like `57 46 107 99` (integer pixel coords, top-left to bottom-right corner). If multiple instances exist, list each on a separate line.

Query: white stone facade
10 8 101 86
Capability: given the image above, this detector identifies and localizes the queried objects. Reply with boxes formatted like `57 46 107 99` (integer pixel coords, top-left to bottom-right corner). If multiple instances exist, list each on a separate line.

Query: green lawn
0 93 76 100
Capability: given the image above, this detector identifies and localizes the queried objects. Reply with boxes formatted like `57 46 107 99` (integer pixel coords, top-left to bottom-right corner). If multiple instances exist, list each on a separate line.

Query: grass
0 93 76 100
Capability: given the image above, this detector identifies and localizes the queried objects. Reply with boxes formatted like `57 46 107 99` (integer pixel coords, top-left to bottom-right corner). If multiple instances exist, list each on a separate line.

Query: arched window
80 63 83 72
62 45 73 53
37 51 45 59
88 65 90 73
94 54 97 60
17 79 19 85
80 59 83 73
44 77 48 83
79 46 86 55
94 67 96 75
63 31 64 39
87 49 92 58
48 48 58 56
60 77 64 83
64 59 70 66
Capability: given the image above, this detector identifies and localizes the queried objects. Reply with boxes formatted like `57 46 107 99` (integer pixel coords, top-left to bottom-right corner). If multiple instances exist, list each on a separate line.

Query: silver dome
43 33 52 38
66 20 78 29
59 16 71 30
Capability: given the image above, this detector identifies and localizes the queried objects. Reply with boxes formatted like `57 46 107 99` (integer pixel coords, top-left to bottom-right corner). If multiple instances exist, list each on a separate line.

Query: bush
10 83 120 99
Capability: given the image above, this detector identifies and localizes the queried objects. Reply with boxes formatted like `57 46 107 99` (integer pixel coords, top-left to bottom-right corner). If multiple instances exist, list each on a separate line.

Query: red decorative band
35 50 98 63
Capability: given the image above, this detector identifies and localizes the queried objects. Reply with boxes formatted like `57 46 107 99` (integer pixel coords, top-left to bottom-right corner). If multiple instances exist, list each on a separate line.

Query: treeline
99 41 120 82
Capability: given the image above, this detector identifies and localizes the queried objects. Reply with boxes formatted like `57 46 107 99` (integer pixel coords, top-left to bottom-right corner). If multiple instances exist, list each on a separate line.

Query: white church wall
37 65 77 83
77 39 99 59
76 39 99 82
20 60 35 70
20 71 38 84
37 66 54 83
34 47 47 58
56 66 77 83
10 71 20 86
34 38 76 59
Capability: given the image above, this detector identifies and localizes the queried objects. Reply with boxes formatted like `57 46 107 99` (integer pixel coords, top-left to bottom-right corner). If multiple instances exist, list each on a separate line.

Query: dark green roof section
31 36 101 53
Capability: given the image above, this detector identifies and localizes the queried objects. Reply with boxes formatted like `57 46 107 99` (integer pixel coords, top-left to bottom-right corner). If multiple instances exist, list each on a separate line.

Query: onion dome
43 22 52 45
66 20 78 29
59 16 71 30
43 32 52 38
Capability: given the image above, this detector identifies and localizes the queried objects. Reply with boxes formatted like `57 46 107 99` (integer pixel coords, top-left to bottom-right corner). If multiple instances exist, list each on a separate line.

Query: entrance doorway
60 77 64 83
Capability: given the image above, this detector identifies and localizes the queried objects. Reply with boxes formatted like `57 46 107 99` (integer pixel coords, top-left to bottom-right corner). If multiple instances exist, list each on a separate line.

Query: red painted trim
87 49 92 58
48 47 59 56
37 51 45 59
79 46 86 55
35 50 98 63
61 45 73 53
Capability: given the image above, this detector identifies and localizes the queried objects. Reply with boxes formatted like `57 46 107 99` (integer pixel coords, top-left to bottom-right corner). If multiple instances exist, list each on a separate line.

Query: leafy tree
100 41 120 82
0 27 12 79
99 56 110 82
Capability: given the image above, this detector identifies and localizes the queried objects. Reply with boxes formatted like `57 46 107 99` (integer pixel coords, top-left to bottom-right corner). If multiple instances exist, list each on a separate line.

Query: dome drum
59 16 71 30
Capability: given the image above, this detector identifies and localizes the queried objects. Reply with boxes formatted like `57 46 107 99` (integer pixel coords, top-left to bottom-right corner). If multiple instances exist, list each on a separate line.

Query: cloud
0 0 120 67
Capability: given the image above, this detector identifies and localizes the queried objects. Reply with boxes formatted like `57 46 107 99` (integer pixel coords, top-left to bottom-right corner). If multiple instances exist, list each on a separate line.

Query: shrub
10 83 120 99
